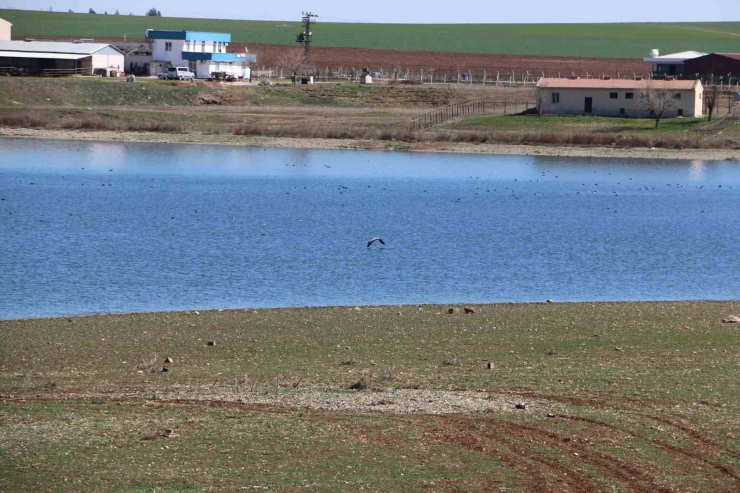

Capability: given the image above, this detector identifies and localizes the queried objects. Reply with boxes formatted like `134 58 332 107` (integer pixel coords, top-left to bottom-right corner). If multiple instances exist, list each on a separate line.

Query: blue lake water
1 138 739 319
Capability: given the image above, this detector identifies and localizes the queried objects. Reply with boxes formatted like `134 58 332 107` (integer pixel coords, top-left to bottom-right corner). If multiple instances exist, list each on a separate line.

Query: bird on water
367 237 385 248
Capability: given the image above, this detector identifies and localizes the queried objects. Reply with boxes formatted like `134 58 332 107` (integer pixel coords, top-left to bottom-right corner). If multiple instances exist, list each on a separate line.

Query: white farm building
0 40 125 76
643 49 707 77
146 29 256 79
537 78 703 118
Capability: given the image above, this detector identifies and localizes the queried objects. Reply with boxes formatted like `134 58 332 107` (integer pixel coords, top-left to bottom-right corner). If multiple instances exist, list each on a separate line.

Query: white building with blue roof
146 29 256 80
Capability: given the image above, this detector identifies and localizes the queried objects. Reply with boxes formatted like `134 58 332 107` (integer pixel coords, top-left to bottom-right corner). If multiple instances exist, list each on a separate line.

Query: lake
1 138 739 319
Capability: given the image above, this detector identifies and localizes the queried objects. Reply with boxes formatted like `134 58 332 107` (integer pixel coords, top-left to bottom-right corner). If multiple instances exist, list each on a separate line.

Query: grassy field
0 77 493 108
1 78 737 149
2 9 740 58
1 301 740 491
452 113 737 135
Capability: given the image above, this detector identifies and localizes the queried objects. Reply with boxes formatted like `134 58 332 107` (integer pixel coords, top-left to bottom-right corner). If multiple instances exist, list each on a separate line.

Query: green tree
88 8 96 14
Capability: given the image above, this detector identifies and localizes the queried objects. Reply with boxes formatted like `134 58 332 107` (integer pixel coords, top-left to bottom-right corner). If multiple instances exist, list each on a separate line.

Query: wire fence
253 66 652 86
0 66 94 77
409 99 487 131
407 98 541 131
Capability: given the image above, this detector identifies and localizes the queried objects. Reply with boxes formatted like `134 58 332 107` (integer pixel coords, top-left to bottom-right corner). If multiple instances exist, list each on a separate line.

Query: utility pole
296 12 318 62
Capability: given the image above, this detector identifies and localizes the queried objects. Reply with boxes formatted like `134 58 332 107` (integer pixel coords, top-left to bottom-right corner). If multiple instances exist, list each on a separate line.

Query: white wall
540 87 702 118
195 61 250 79
0 19 11 41
151 39 185 66
91 53 125 72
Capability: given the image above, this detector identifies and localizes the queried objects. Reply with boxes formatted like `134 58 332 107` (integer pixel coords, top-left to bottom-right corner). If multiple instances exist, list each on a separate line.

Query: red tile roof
537 78 698 90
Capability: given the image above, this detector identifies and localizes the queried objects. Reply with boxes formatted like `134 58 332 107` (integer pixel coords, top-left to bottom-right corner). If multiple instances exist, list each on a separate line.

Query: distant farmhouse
145 30 256 79
643 49 706 77
537 79 703 118
0 17 11 41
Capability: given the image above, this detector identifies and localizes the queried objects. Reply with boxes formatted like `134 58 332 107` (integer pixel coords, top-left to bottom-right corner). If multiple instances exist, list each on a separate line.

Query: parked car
165 67 195 81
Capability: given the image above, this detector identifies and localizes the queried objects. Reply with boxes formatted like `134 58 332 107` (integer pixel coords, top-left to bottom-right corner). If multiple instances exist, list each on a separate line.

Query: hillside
1 9 739 58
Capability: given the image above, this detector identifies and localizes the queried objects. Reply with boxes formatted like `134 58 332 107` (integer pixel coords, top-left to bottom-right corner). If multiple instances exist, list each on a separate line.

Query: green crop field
1 8 740 58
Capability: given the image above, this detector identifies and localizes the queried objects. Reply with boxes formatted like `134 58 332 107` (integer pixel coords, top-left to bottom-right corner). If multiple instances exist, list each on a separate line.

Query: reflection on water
1 138 740 319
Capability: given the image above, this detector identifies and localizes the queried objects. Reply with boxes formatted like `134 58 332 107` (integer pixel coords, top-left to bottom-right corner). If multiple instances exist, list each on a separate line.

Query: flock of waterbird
2 146 736 250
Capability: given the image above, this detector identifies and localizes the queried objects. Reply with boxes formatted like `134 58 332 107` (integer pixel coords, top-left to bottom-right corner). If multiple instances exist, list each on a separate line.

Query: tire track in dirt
430 415 648 493
558 414 740 488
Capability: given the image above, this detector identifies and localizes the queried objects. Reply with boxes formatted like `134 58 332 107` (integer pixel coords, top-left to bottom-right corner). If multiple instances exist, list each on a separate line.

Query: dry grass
348 372 374 390
133 355 160 374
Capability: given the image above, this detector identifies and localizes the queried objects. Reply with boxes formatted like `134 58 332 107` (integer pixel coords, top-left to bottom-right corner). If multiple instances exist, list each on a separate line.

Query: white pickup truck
161 66 195 81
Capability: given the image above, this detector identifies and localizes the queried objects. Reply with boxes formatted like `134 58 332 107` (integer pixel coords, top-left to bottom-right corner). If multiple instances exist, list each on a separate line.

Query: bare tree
276 48 309 80
640 81 679 128
705 78 719 122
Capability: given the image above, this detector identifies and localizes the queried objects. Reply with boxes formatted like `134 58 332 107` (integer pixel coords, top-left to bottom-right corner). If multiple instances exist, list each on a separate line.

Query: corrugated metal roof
537 79 698 90
0 40 123 55
0 51 88 60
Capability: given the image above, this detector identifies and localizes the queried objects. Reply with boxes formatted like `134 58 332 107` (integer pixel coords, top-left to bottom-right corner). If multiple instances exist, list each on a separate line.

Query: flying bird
367 237 385 248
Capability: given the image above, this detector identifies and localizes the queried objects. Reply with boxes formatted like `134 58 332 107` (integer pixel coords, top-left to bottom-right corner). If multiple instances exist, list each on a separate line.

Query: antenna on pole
297 12 318 62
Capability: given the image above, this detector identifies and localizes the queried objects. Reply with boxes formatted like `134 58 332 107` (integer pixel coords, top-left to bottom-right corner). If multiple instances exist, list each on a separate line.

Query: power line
296 12 318 61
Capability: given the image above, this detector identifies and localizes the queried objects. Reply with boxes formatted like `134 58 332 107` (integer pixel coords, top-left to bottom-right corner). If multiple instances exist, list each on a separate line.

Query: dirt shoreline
3 126 740 161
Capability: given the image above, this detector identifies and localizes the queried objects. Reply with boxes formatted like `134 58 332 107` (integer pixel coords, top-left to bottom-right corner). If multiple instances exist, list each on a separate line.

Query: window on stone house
610 92 618 99
552 92 560 103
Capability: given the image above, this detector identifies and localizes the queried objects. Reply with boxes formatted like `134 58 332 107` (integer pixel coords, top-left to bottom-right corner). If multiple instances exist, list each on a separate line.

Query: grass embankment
1 78 737 149
2 8 740 57
1 302 740 491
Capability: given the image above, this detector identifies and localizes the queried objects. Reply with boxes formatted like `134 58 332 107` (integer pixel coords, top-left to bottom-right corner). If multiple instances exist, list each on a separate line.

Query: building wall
684 55 740 80
152 39 185 66
0 19 11 41
539 86 702 118
194 61 250 79
91 52 124 71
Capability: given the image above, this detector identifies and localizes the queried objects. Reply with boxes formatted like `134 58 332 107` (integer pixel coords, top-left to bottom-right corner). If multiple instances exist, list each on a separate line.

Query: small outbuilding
0 40 125 76
537 78 703 118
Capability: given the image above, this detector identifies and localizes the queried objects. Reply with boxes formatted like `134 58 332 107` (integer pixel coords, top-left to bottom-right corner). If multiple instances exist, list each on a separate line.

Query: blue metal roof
182 52 256 63
185 32 231 43
146 31 231 42
146 30 186 40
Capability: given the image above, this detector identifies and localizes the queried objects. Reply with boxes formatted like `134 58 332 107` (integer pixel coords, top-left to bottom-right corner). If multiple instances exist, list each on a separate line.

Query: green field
2 8 740 58
2 302 740 491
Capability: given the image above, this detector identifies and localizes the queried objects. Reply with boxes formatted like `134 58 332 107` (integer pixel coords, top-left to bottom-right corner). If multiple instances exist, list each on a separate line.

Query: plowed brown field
233 43 649 77
15 35 649 78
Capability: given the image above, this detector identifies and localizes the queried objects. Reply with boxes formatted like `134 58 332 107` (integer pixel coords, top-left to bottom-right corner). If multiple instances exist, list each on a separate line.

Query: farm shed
537 78 703 118
114 40 153 76
643 49 706 76
0 17 11 41
683 54 740 82
0 40 124 76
